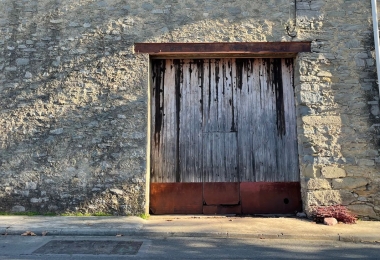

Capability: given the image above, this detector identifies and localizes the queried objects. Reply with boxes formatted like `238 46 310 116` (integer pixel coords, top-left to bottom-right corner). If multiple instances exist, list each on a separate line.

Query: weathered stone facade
0 0 379 219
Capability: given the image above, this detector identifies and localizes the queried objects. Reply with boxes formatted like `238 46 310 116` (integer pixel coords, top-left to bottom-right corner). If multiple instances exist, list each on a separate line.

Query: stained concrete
0 215 379 243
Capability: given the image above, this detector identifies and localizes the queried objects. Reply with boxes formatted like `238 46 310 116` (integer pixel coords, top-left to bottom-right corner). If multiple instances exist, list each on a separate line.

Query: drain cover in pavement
33 240 143 255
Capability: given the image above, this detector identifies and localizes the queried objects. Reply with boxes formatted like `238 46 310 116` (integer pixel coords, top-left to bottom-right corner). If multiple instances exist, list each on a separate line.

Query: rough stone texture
321 167 347 179
307 178 331 190
332 177 368 190
323 217 338 226
303 164 321 178
11 205 25 212
348 205 379 220
0 0 379 218
306 190 356 208
296 212 307 218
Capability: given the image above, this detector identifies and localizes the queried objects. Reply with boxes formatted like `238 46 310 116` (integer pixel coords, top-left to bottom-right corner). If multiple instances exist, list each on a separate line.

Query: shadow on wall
0 0 290 214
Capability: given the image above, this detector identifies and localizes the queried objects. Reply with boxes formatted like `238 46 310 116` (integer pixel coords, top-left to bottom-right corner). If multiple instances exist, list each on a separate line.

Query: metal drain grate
33 240 143 255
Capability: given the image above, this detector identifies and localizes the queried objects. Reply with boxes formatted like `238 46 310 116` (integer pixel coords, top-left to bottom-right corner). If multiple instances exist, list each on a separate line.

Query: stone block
355 58 365 67
302 116 341 126
110 188 123 195
345 39 360 48
296 212 307 218
228 7 242 15
50 128 64 135
316 71 332 77
11 206 25 212
299 91 323 104
306 190 356 206
30 198 42 203
357 159 375 167
25 182 37 190
307 178 331 190
332 177 368 190
347 205 379 219
16 58 29 66
324 217 338 226
310 0 324 10
303 164 320 178
141 3 154 11
24 72 32 78
297 10 321 20
321 167 346 178
366 58 375 66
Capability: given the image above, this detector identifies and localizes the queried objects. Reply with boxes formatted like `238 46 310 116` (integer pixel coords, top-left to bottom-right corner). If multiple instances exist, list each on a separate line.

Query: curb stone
1 229 379 244
339 235 380 243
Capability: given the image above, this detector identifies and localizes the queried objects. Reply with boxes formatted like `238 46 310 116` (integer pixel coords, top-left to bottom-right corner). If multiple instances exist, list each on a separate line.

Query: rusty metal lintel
135 42 312 55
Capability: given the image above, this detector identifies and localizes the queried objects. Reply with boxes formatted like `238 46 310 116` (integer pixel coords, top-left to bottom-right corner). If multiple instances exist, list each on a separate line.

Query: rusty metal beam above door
134 42 311 56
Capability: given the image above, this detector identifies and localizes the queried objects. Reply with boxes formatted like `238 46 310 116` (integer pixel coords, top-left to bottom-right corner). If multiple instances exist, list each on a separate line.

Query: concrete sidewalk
0 215 379 243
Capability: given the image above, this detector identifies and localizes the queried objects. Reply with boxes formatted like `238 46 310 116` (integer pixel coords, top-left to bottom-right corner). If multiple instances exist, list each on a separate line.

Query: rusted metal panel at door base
203 182 240 205
240 182 302 214
150 183 203 214
203 205 241 215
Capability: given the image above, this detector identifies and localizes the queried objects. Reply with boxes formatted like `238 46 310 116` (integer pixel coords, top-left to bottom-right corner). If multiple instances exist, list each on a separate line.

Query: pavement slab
0 215 379 243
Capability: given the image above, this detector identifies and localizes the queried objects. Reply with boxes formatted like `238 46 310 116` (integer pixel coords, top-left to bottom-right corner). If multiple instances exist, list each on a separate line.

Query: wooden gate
150 58 301 214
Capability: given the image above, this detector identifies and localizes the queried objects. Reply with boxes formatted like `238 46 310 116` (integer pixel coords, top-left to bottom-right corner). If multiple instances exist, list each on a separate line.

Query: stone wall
295 0 380 220
0 0 379 218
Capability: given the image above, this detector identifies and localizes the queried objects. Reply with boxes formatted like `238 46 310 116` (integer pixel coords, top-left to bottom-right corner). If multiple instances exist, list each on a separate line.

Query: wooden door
150 58 301 214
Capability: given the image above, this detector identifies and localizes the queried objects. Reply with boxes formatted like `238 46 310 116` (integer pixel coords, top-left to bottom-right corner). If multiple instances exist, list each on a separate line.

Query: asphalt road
0 236 379 259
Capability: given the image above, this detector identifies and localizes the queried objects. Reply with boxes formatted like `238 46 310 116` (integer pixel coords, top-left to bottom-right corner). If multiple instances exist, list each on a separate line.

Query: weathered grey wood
281 59 299 182
151 60 163 183
179 60 203 182
151 58 299 183
202 59 238 182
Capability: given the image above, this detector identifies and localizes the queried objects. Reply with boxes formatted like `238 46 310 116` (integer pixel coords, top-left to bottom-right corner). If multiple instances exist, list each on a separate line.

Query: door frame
137 42 312 215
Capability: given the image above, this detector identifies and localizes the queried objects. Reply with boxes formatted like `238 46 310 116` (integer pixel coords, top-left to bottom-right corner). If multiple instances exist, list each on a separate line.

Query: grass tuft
139 213 150 220
0 211 57 216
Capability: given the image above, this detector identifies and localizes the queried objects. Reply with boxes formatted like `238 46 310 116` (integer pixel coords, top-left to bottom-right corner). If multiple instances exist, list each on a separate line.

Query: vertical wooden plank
245 58 254 182
162 59 177 182
202 59 216 182
179 60 189 182
230 59 239 182
224 133 238 182
268 58 278 182
179 59 203 182
202 59 211 182
236 58 246 181
281 58 299 181
215 59 223 181
192 59 199 182
237 58 256 182
186 59 193 181
196 59 204 182
151 60 165 183
274 58 284 182
225 59 238 182
151 59 179 183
